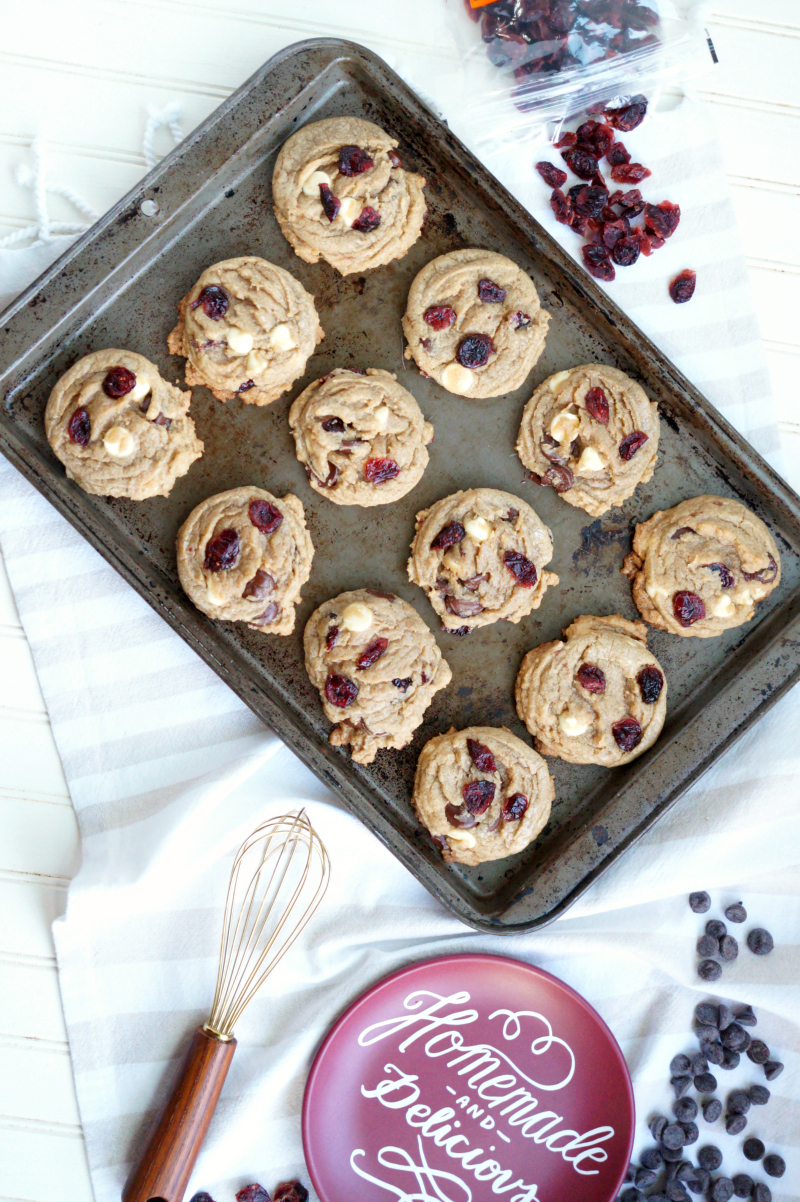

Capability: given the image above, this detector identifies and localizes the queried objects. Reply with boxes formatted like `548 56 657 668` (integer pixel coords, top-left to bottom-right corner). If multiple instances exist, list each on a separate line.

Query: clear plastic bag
447 0 711 148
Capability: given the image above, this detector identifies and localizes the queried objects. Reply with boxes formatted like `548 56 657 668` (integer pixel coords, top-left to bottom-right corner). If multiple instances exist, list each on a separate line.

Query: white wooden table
0 2 798 1198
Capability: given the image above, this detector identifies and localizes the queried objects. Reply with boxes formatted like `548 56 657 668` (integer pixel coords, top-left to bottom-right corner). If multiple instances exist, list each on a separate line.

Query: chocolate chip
689 891 712 913
662 1123 685 1150
650 1115 669 1141
728 1090 751 1115
635 1167 658 1189
698 959 722 982
718 1004 734 1031
763 1059 784 1081
743 1137 765 1161
680 1121 699 1145
696 1002 720 1027
698 1146 723 1171
619 1188 642 1202
710 1180 735 1202
700 1037 725 1066
734 1004 757 1027
721 1023 747 1050
690 1052 708 1076
746 928 774 955
721 1049 740 1070
732 1174 754 1198
677 1163 697 1184
726 1112 747 1134
747 1039 770 1064
749 1084 770 1105
695 1072 717 1093
753 1186 772 1202
673 1097 698 1122
686 1167 711 1194
666 1182 689 1201
660 1144 684 1162
706 919 727 939
697 934 720 957
671 1075 692 1098
670 1053 691 1076
702 1098 723 1123
725 902 747 923
763 1155 785 1179
719 934 739 962
641 1147 664 1170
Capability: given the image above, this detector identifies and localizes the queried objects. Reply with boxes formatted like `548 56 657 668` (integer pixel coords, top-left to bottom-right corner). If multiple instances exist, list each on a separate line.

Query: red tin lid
303 953 634 1202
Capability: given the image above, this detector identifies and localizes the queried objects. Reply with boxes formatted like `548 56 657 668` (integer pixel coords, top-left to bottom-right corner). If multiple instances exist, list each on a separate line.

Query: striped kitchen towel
0 90 797 1202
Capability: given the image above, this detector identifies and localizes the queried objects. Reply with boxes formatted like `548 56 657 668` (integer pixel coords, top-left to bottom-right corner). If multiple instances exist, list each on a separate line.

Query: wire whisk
123 810 330 1202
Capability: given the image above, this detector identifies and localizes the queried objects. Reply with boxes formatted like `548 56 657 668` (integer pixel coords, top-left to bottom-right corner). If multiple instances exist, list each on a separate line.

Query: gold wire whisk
205 810 330 1039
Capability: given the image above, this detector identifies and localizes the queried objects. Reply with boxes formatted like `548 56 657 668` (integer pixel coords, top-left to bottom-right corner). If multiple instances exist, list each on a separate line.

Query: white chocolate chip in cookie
246 349 268 376
129 378 151 403
464 516 492 543
337 196 362 226
103 426 136 458
268 323 296 352
575 445 605 473
342 601 373 632
447 829 477 849
550 409 580 444
301 169 332 197
374 404 390 428
548 370 571 390
712 594 736 618
205 575 228 606
558 709 592 737
226 327 254 355
441 363 473 394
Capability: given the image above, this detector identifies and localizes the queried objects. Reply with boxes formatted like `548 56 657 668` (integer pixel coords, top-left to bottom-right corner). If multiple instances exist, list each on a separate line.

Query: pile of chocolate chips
191 1180 308 1202
689 893 775 985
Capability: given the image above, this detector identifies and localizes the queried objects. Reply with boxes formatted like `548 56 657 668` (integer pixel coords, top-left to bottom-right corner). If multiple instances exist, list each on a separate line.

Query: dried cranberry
448 626 471 636
190 284 228 320
612 235 641 267
706 562 734 588
582 243 615 281
431 521 465 551
644 201 681 239
612 716 643 752
530 463 574 492
248 498 283 534
585 386 609 424
478 278 506 303
325 673 358 708
743 556 777 584
338 145 374 175
236 1186 271 1202
604 96 648 131
274 1181 309 1202
554 131 577 149
204 528 240 572
467 737 496 773
577 663 606 693
601 217 629 249
250 601 279 626
445 802 476 829
238 379 255 393
510 311 532 329
365 457 400 484
352 206 381 232
616 188 645 217
576 120 615 159
392 677 412 692
319 182 340 222
637 665 664 704
446 596 483 618
67 407 91 445
619 430 648 460
456 334 494 369
423 304 456 330
610 162 651 183
550 188 572 224
325 624 338 650
670 269 697 303
606 141 631 167
502 792 529 821
356 637 389 669
562 146 598 180
503 549 537 587
463 779 496 815
574 185 608 219
102 366 137 398
320 415 345 433
536 161 568 189
242 569 275 600
673 590 706 627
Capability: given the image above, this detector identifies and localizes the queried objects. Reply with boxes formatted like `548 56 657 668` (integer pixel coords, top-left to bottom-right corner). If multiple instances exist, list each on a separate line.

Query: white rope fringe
142 100 184 170
0 139 99 250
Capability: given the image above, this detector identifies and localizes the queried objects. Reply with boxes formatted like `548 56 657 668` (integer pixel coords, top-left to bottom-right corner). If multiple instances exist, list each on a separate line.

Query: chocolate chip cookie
44 349 203 499
408 487 558 633
622 495 781 637
177 486 313 635
272 117 426 275
412 726 554 866
289 368 433 506
516 364 660 516
402 249 549 398
167 256 323 404
515 614 667 766
304 588 451 763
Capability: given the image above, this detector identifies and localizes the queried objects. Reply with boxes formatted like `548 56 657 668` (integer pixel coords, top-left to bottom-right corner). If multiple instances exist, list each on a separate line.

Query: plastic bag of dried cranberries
447 0 710 145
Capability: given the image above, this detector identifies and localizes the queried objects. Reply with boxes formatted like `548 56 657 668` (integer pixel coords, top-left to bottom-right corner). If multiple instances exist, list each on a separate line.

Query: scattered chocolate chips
721 1049 740 1070
743 1138 766 1162
710 1179 735 1202
734 1004 756 1026
700 1038 725 1066
747 1039 770 1065
725 1113 747 1136
445 802 476 829
673 1097 697 1123
719 935 739 963
650 1115 669 1142
191 284 228 320
445 596 484 618
243 569 275 601
670 1054 690 1076
702 1099 723 1123
698 959 722 982
661 1123 685 1151
753 1186 772 1202
727 1090 751 1115
750 1084 770 1105
731 1174 753 1199
697 934 719 958
695 1072 717 1094
671 1075 692 1098
641 1147 664 1170
698 1147 724 1172
690 892 712 914
746 928 774 956
680 1120 699 1146
763 1059 783 1081
67 407 91 445
763 1155 785 1179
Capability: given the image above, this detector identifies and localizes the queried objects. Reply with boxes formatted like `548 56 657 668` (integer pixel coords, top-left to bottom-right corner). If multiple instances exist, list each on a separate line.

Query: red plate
303 954 634 1202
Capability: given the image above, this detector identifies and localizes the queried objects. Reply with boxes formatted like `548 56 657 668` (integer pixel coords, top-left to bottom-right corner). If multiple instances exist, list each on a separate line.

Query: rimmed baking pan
1 39 799 931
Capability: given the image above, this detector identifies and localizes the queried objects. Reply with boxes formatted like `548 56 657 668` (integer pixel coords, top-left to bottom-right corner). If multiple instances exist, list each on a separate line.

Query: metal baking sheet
1 40 799 932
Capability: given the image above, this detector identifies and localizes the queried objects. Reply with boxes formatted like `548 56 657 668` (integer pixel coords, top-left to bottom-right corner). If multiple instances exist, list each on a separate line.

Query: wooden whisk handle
122 1025 236 1202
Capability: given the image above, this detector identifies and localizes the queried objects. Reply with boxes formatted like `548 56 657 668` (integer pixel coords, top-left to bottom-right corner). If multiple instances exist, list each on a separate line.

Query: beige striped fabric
0 94 797 1202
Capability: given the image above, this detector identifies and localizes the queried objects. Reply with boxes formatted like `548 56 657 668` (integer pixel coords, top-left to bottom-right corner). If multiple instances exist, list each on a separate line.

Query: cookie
515 614 667 766
44 349 203 500
402 248 549 398
408 487 558 633
304 588 451 764
289 368 433 506
622 495 781 637
167 256 323 404
177 486 313 635
413 726 554 866
272 117 426 276
516 364 660 516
